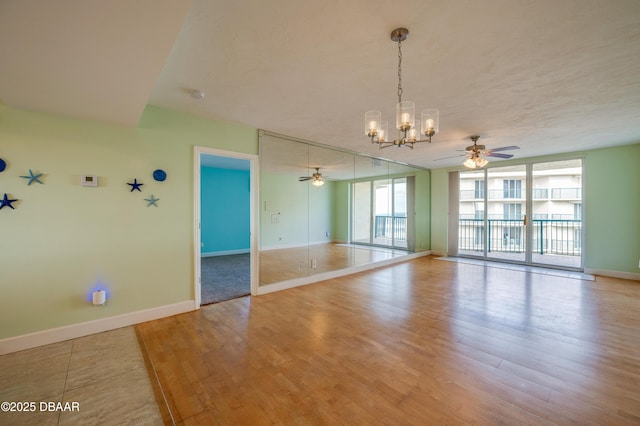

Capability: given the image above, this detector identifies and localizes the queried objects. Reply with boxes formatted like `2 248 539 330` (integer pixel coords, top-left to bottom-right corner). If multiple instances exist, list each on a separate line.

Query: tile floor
0 327 163 426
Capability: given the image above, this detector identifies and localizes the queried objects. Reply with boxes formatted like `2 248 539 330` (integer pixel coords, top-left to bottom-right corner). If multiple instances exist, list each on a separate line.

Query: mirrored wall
259 132 430 286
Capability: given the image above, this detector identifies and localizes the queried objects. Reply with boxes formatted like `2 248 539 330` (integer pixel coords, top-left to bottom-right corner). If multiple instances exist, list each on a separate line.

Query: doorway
456 158 583 270
194 147 258 307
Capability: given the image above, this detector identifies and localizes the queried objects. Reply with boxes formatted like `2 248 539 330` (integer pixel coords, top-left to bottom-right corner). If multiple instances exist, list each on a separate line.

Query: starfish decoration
20 169 44 185
145 195 159 207
0 193 18 210
127 178 144 192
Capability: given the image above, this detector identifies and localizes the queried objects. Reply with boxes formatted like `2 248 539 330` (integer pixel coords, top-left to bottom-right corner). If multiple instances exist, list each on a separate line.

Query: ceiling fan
436 135 520 169
299 167 325 187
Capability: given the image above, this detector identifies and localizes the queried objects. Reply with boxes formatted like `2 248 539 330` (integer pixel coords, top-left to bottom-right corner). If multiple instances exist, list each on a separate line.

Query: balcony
462 187 581 201
551 188 581 200
458 218 581 256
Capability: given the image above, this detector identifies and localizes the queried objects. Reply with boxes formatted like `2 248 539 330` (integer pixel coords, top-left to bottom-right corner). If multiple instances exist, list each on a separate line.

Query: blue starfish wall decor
20 169 44 185
127 178 144 192
145 195 160 207
0 193 18 210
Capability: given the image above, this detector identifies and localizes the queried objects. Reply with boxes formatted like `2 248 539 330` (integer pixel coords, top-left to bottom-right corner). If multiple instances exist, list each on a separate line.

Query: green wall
0 105 257 339
430 169 450 255
259 171 334 249
414 170 431 251
430 143 640 275
333 181 350 242
584 144 640 273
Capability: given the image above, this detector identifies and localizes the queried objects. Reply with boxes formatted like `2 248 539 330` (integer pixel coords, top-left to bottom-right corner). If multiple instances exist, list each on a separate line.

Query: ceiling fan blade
486 152 514 159
434 154 467 161
488 145 520 152
299 177 312 181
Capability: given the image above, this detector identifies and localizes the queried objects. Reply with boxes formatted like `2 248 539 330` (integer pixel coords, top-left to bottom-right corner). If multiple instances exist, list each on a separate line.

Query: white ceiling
1 0 639 169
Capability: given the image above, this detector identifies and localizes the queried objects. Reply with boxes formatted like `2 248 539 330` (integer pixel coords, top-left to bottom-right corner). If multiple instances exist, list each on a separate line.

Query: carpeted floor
201 254 250 305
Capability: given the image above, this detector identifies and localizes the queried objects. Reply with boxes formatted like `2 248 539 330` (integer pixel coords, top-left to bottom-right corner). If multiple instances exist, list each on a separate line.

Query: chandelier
365 28 439 149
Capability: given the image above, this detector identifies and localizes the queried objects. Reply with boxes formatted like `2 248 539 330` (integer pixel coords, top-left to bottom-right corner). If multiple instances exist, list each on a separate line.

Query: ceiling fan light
312 178 325 187
476 157 488 168
463 157 477 168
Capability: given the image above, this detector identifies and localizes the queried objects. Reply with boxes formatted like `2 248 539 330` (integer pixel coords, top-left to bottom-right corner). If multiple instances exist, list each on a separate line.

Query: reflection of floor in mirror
259 243 412 285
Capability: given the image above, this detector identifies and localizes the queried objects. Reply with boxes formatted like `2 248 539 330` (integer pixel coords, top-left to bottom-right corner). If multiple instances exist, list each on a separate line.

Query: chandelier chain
397 39 403 104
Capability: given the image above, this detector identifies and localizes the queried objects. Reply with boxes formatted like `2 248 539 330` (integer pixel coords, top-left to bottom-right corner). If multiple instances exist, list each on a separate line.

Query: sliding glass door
531 159 582 268
352 177 408 249
457 159 583 270
486 165 527 263
458 170 486 257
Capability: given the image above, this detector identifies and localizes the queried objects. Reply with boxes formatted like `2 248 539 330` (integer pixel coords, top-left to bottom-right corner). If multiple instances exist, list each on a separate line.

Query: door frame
193 146 259 309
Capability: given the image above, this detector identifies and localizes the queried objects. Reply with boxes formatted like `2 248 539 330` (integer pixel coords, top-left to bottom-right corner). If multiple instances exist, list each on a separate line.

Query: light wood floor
259 243 411 285
137 256 640 425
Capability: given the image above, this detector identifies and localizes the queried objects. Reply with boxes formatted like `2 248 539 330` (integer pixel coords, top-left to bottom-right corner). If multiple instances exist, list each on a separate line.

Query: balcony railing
374 215 407 241
533 188 548 199
458 218 581 256
551 188 581 199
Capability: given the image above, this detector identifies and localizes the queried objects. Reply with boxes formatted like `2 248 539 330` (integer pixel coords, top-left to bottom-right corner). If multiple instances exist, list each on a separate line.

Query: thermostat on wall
81 175 98 187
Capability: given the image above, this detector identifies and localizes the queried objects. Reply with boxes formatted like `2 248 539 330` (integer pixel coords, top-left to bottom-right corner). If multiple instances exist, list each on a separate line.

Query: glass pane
352 181 371 244
532 159 582 268
487 165 526 262
458 170 485 256
373 179 392 245
258 136 310 284
393 178 408 248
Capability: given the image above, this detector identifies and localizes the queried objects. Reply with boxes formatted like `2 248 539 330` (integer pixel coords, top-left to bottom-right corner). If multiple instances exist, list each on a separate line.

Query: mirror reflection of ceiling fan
299 167 326 187
435 135 520 169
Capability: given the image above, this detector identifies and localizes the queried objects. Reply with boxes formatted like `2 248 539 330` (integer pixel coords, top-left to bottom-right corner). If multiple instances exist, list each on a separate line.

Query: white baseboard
0 300 195 355
260 240 334 251
201 249 250 257
258 251 431 295
584 268 640 281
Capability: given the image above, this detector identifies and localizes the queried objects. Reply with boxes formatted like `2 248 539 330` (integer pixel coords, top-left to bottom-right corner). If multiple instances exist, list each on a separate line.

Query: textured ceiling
1 0 639 169
0 0 192 126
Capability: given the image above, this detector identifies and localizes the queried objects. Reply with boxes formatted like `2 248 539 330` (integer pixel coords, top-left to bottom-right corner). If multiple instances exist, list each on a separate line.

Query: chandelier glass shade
365 28 439 149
